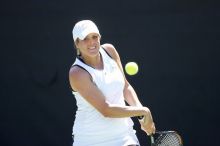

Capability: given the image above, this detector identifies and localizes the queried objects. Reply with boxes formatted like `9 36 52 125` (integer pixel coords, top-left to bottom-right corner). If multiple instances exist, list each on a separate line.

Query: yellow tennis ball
125 62 139 75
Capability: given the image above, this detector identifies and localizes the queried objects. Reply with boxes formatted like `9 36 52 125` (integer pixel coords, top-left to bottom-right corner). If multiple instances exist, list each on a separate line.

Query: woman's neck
80 53 103 69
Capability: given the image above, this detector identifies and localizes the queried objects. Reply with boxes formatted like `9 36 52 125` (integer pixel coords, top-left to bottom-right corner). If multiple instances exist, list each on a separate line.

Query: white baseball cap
72 20 100 42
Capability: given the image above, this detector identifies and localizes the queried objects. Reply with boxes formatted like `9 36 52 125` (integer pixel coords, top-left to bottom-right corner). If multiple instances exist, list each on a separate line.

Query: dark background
1 0 220 146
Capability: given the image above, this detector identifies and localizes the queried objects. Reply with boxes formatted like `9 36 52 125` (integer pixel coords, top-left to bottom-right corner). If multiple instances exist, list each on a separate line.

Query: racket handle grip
150 135 155 146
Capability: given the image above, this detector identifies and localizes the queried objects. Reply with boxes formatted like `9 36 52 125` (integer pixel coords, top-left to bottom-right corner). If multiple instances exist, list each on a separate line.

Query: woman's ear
74 39 78 48
74 39 81 56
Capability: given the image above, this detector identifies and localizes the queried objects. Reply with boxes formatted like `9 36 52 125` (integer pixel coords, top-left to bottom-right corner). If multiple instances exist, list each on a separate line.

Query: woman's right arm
69 66 150 118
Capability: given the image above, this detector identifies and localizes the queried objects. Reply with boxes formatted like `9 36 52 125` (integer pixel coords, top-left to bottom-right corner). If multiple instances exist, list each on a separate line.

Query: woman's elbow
99 105 112 118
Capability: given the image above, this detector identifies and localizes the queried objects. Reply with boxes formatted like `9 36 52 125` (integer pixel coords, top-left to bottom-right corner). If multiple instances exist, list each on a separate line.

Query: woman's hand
139 109 156 135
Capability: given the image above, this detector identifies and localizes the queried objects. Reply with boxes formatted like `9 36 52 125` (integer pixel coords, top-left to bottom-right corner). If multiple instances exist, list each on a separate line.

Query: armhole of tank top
70 64 93 92
101 46 113 59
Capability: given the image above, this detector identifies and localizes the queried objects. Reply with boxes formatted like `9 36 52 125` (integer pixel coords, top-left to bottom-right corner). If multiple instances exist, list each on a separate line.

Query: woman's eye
93 35 98 39
83 37 88 41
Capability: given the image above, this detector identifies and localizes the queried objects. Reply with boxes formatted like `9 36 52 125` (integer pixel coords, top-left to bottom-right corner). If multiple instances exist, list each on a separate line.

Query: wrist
137 107 149 121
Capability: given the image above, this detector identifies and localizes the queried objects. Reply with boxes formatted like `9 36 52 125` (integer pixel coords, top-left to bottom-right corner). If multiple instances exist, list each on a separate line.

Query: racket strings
155 133 181 146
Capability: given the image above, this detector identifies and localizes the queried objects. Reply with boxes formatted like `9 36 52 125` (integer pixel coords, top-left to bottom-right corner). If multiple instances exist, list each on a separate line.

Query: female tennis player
69 20 155 146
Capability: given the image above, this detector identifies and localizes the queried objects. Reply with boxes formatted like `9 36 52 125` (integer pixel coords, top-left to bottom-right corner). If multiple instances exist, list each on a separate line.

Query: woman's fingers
141 121 156 135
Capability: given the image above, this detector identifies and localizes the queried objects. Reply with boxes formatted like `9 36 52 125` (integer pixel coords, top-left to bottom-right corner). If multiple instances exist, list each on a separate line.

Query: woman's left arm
103 43 155 134
102 44 143 107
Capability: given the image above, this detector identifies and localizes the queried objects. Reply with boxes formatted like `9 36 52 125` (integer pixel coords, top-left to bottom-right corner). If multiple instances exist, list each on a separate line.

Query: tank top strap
72 57 96 81
100 46 113 59
100 47 114 66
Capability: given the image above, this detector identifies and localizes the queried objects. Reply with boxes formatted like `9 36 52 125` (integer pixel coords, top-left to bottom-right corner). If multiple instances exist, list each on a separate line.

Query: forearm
123 83 153 121
102 103 149 118
124 83 143 107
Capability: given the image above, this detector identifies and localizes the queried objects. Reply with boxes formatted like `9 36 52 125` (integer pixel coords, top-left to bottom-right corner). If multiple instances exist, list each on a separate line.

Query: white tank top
71 47 136 145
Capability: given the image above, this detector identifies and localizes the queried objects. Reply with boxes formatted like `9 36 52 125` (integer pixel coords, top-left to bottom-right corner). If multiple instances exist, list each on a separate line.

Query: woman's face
75 33 101 57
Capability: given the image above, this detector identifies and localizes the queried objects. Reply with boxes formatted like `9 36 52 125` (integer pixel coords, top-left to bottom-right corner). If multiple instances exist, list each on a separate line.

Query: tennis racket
150 131 183 146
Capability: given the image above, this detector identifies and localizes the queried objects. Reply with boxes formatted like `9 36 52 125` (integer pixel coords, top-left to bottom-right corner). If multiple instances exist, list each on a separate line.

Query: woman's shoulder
101 43 119 60
69 65 92 91
69 65 91 81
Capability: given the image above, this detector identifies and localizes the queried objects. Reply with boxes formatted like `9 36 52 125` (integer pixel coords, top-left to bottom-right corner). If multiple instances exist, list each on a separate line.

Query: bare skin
69 33 155 135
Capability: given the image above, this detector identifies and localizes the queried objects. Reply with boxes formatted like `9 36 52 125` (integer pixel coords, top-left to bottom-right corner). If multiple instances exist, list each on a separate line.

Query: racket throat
150 135 155 146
